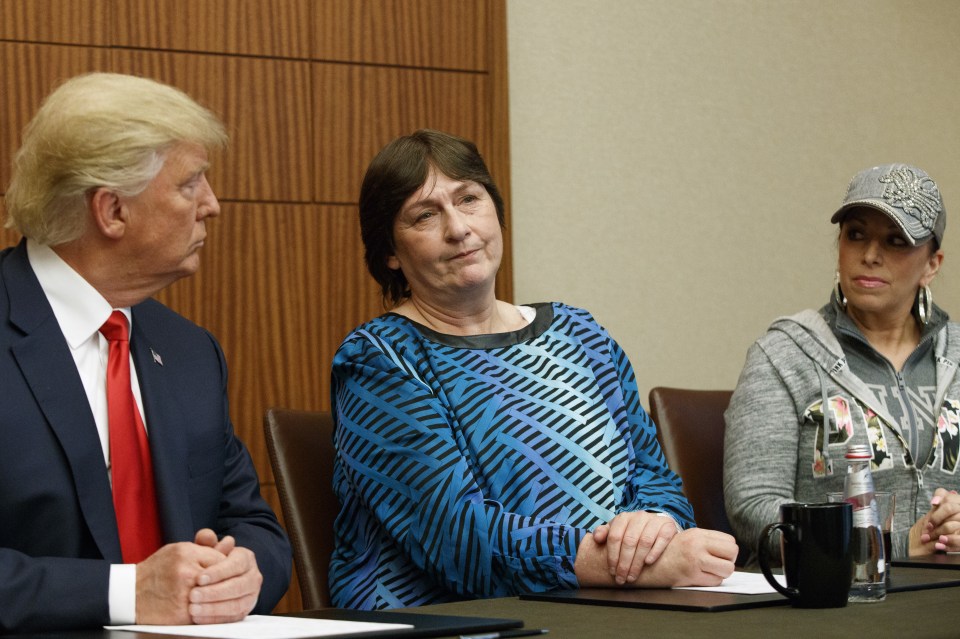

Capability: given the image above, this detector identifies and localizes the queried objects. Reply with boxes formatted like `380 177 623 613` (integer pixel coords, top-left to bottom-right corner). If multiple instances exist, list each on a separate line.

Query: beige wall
507 0 960 401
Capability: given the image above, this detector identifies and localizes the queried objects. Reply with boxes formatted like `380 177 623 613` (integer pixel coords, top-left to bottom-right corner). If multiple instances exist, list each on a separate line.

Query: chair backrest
263 407 336 610
647 387 746 563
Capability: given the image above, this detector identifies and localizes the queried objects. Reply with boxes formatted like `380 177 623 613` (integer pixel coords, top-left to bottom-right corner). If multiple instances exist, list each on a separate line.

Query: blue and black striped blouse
329 302 693 609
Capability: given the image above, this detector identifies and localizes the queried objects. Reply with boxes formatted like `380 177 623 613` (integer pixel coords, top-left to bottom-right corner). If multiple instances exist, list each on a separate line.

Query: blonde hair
4 72 228 245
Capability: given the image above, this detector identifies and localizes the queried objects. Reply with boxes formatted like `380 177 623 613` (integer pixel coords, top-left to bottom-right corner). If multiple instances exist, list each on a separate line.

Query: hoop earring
917 285 933 325
834 271 847 310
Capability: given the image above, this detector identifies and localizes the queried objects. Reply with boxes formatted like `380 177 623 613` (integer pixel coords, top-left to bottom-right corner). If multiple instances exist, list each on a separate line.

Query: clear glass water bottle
843 443 886 602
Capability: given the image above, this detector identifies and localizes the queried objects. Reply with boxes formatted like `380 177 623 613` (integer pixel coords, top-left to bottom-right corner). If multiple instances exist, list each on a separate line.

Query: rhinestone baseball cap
830 163 946 246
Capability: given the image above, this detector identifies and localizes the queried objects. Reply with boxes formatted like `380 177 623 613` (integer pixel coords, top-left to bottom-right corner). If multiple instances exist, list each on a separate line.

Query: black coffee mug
758 502 853 608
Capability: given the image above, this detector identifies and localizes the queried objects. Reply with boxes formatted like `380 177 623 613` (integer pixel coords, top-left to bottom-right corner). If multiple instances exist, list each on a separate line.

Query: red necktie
100 311 163 563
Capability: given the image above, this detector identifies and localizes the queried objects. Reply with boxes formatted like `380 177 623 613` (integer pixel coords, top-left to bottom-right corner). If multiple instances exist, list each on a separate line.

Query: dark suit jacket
0 240 291 632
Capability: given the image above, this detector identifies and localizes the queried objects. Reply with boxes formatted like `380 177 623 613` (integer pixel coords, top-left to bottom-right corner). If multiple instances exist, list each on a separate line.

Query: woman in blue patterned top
329 130 738 610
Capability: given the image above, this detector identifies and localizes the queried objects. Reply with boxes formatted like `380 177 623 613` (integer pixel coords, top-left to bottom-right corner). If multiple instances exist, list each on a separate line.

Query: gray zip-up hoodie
724 302 960 562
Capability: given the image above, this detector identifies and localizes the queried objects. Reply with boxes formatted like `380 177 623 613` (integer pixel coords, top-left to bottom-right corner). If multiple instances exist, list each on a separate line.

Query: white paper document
106 614 414 638
675 570 786 595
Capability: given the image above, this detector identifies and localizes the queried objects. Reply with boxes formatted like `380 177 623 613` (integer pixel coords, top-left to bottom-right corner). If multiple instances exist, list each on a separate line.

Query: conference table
11 564 960 639
412 576 959 639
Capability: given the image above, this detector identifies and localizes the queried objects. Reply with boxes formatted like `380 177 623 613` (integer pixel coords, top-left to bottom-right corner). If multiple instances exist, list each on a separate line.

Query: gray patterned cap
830 163 946 246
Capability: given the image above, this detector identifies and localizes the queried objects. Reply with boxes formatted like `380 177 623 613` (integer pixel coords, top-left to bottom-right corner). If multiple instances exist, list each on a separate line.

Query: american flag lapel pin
151 348 163 366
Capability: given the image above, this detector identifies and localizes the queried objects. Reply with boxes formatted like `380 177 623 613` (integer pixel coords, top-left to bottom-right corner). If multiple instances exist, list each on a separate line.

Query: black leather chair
263 408 337 609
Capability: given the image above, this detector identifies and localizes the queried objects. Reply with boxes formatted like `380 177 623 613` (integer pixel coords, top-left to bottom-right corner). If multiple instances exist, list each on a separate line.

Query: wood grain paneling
315 64 490 203
314 0 488 71
0 43 109 194
0 201 18 248
111 51 314 203
0 0 110 44
0 233 17 250
488 1 512 302
155 202 381 482
113 0 311 58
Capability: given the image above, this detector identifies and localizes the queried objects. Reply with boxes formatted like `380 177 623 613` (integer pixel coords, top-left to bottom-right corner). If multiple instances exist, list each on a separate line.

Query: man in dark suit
0 72 291 632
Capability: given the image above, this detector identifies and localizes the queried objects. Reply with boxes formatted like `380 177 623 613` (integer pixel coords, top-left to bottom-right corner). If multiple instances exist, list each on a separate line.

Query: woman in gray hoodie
724 163 960 562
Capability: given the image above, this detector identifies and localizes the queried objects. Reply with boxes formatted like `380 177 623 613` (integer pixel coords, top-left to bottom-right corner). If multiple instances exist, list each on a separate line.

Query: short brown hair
359 129 505 305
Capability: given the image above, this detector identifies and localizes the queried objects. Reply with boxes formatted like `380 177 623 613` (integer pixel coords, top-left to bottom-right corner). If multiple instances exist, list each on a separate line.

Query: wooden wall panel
487 0 513 303
315 64 489 203
0 202 17 247
113 0 311 58
314 0 488 70
0 43 109 194
111 51 314 202
0 0 110 44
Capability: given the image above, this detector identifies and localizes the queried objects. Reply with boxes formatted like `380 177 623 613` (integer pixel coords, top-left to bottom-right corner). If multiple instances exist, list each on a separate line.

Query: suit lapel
130 312 194 541
5 242 123 562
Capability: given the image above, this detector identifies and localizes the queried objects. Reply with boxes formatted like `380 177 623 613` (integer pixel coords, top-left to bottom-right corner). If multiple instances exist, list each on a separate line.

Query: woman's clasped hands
577 511 738 588
592 511 678 584
911 488 960 555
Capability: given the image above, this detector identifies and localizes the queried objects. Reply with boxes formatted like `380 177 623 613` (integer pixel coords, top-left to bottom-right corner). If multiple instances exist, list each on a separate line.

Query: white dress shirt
27 239 143 624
